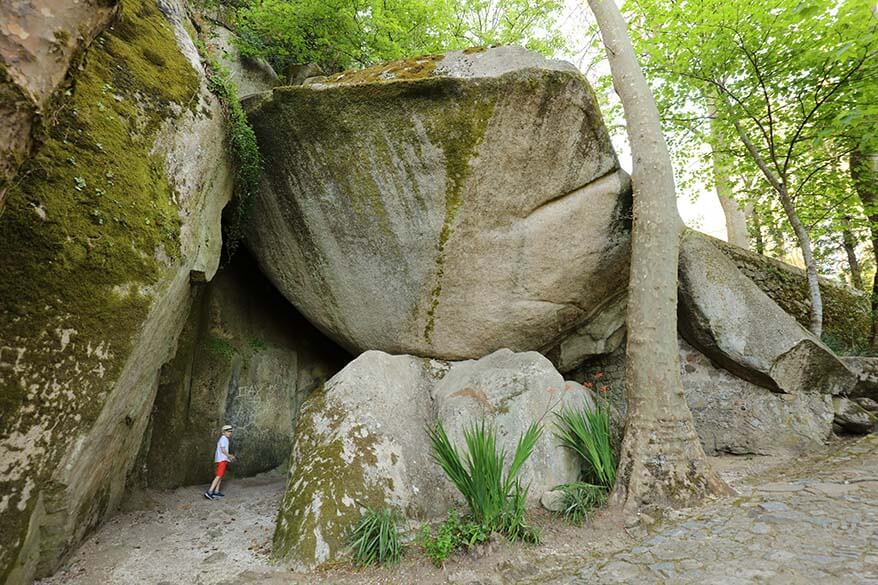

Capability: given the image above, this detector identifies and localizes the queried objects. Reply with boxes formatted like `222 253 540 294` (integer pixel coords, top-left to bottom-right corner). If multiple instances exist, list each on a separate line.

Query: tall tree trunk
709 107 749 248
841 216 864 290
725 103 824 336
718 190 750 248
585 0 729 515
777 184 824 337
750 202 766 255
851 150 878 345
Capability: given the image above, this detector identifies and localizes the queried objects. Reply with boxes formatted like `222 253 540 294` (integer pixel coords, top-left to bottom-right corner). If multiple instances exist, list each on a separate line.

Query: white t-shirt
215 435 230 463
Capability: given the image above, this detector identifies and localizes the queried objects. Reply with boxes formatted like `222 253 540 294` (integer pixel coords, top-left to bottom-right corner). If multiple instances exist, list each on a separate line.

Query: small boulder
833 397 877 435
840 356 878 400
540 489 567 513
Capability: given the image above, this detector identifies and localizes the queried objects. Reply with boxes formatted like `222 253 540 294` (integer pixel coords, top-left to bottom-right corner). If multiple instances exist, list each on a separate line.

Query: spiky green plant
428 419 542 540
553 402 616 488
350 508 403 566
554 482 608 525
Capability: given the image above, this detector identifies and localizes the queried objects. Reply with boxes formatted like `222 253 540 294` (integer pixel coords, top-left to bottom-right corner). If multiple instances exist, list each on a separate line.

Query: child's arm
221 443 236 461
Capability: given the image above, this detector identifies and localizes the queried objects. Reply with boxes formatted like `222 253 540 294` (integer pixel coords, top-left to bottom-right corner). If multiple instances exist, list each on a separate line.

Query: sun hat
222 425 233 431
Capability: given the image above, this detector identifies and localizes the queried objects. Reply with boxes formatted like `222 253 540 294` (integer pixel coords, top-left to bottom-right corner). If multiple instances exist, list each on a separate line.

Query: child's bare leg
209 476 222 493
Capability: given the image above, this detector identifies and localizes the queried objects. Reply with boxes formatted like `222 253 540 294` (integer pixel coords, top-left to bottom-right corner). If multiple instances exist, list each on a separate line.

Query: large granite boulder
247 46 631 360
0 0 119 210
678 231 856 396
840 356 878 400
0 2 233 582
570 339 835 456
273 349 586 569
140 252 348 489
202 22 280 99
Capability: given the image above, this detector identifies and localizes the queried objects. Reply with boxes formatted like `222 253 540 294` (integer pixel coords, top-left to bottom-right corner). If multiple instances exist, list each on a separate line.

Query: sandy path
36 451 812 585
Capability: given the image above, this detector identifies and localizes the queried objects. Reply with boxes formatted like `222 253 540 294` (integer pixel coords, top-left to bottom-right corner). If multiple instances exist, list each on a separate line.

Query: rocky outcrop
0 0 120 210
0 2 233 583
832 397 877 435
571 339 835 456
247 46 631 360
273 349 586 569
714 238 871 350
140 252 348 489
840 357 878 400
678 231 856 396
202 23 280 98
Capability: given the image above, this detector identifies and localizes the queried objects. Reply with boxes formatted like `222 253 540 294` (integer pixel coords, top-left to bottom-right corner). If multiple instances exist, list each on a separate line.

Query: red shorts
215 460 228 478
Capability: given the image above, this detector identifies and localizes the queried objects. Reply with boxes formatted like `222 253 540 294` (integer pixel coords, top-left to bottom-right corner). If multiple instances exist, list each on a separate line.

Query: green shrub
350 508 403 566
419 509 489 567
553 402 616 488
428 419 542 543
554 482 608 526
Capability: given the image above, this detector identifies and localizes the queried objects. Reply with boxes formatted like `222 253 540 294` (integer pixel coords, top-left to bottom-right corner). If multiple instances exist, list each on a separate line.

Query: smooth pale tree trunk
709 107 749 249
726 105 824 337
851 150 878 344
840 217 864 290
718 190 750 248
585 0 729 515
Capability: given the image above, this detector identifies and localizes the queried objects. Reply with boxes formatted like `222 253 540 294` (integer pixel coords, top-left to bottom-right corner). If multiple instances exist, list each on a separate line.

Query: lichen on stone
0 0 199 577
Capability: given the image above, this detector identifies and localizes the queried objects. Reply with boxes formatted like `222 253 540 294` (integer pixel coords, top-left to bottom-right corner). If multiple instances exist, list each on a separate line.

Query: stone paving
560 435 878 585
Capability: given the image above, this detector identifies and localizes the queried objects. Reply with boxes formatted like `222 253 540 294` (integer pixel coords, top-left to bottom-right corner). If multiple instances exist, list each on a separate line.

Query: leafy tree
584 0 729 515
626 0 878 337
231 0 566 73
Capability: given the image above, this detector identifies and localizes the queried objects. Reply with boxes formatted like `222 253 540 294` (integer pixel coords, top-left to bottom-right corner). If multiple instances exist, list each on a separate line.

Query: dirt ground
35 451 810 585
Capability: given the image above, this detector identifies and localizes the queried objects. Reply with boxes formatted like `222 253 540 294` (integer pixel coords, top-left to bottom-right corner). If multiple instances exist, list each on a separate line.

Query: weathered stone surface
0 3 233 582
203 23 280 98
544 291 627 373
854 396 878 413
679 342 833 455
678 231 856 396
570 339 835 456
540 489 567 513
840 356 878 400
140 252 348 489
247 46 631 360
0 0 119 210
832 397 877 435
714 238 871 351
273 348 586 569
432 349 583 500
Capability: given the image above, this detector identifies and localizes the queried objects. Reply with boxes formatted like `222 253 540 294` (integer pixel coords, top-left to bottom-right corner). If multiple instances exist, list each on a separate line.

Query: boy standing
204 425 235 500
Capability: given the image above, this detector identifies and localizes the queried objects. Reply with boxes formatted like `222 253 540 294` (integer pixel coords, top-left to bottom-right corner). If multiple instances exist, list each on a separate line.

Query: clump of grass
553 402 616 488
419 509 490 567
349 508 403 567
555 482 608 525
428 419 542 543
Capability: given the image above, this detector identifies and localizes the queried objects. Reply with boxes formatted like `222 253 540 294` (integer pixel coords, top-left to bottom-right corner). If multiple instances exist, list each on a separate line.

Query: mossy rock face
678 231 857 397
0 0 120 209
711 238 871 352
247 46 630 361
0 0 233 581
272 348 584 569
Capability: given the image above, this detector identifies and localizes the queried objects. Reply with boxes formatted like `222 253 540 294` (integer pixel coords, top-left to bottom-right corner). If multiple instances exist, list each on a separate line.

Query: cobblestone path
562 435 878 585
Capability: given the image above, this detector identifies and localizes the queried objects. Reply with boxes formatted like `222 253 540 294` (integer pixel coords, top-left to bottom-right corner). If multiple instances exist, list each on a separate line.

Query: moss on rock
0 0 199 578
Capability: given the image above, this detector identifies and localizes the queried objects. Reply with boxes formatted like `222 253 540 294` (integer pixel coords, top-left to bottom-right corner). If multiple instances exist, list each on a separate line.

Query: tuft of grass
349 508 403 567
553 403 616 488
418 509 489 567
428 419 541 543
554 482 608 526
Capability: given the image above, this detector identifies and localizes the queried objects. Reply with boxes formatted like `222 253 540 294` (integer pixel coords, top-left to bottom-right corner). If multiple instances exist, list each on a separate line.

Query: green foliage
553 402 616 488
554 482 608 526
207 336 238 358
197 44 263 260
349 508 403 566
625 0 878 266
428 419 541 542
418 509 490 566
233 0 567 73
